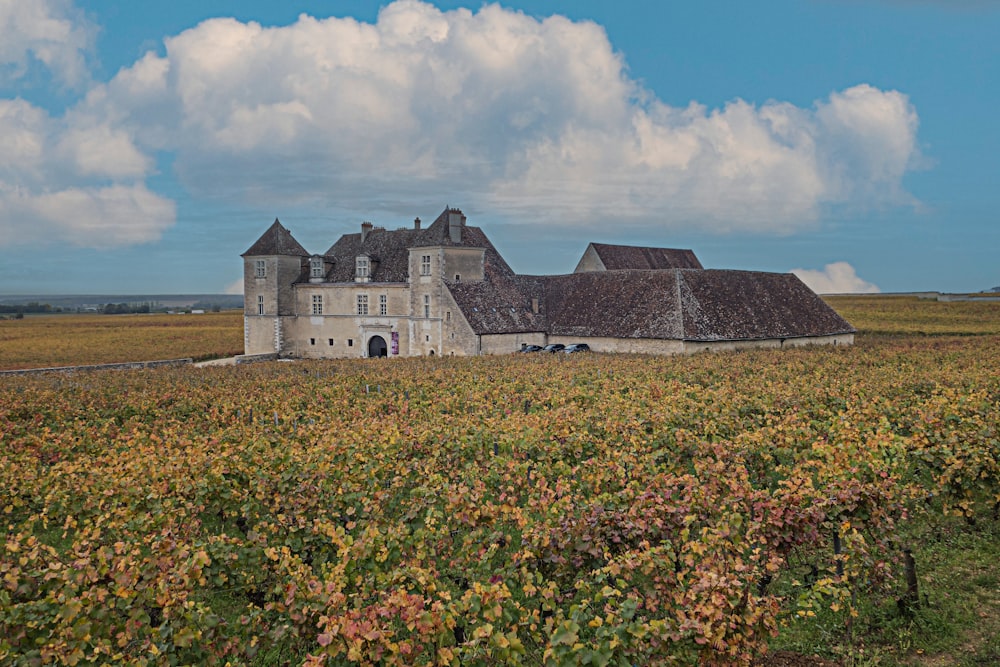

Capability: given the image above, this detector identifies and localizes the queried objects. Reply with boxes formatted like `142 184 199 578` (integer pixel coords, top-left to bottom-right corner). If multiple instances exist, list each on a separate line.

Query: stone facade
242 207 856 358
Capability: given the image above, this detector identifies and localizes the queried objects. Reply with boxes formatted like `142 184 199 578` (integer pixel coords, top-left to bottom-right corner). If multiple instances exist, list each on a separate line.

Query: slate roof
543 271 684 339
677 270 854 341
242 219 310 257
446 275 548 334
588 243 703 270
321 207 514 283
449 269 855 341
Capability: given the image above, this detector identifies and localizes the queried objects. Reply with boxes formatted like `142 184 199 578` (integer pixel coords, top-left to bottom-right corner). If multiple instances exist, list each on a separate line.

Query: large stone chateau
241 206 854 358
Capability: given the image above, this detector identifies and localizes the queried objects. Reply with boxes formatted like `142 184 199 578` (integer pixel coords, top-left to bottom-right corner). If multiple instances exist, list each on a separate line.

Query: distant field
0 311 244 370
825 294 1000 336
2 297 999 370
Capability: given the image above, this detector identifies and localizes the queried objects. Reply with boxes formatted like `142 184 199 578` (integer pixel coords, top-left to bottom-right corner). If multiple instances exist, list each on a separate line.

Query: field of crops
0 312 244 371
825 295 1000 336
3 311 999 665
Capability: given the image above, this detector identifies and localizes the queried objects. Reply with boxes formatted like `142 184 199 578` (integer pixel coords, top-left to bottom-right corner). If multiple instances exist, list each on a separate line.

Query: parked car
563 343 591 353
519 344 543 352
542 343 566 353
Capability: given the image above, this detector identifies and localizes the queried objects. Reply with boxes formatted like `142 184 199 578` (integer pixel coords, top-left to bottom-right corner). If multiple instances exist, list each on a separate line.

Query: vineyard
1 297 999 665
0 312 244 371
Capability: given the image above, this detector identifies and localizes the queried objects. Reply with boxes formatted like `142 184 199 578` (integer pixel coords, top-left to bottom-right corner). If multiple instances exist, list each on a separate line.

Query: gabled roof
585 243 703 271
446 275 548 334
325 228 420 282
242 219 309 257
447 268 855 341
677 270 854 340
321 207 513 283
543 271 685 339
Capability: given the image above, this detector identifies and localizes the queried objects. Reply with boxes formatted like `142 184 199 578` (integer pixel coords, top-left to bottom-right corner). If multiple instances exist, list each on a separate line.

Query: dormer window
356 256 370 282
310 257 325 280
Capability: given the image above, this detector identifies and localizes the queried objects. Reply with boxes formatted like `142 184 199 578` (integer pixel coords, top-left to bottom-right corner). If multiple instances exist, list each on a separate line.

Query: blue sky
1 0 998 295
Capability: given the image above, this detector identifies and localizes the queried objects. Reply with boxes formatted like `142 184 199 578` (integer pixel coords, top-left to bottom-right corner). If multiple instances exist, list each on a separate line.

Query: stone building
241 206 854 358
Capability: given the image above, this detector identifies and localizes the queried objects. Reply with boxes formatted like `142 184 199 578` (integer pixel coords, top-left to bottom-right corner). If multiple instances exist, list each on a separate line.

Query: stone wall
0 358 193 377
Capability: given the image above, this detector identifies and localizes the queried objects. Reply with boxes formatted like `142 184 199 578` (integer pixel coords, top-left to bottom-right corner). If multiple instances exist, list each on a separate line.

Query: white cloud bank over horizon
792 261 881 294
1 0 923 249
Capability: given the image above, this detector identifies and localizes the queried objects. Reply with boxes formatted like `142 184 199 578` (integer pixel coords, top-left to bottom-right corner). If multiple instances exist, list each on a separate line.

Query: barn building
241 206 855 358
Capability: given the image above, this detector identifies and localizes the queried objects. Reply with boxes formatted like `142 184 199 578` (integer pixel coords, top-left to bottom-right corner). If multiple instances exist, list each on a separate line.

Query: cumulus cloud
0 0 95 87
68 0 922 235
0 98 174 248
792 262 881 294
3 0 924 247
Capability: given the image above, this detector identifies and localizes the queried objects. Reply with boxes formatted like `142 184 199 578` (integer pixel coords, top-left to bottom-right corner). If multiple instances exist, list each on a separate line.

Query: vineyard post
833 531 844 579
902 548 920 612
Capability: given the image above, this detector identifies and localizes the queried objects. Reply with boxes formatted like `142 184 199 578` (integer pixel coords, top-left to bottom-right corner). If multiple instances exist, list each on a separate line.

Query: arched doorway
368 335 388 358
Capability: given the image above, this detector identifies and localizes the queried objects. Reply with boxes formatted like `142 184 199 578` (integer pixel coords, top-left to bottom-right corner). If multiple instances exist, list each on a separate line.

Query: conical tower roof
242 219 309 257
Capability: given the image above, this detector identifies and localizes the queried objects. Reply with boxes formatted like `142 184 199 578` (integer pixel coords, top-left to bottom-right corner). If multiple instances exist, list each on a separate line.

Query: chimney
531 298 540 314
414 217 421 230
448 208 465 243
361 221 373 242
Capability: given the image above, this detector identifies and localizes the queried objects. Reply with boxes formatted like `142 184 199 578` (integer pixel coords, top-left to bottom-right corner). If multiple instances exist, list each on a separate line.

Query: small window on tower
420 255 431 275
257 295 264 315
255 259 266 278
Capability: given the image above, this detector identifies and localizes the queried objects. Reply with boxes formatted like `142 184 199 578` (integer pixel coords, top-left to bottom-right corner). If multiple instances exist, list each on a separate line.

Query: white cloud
0 0 95 87
2 0 925 248
792 262 881 294
0 98 174 248
69 0 921 235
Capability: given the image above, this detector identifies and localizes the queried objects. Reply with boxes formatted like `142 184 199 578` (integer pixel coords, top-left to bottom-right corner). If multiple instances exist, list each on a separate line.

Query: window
420 255 431 275
423 294 430 318
328 339 334 346
379 294 387 316
348 339 354 347
310 258 324 279
357 294 369 315
311 294 323 315
310 338 316 345
446 311 451 322
255 260 266 278
356 256 369 281
455 274 460 282
257 295 264 315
